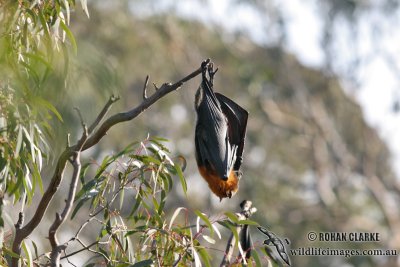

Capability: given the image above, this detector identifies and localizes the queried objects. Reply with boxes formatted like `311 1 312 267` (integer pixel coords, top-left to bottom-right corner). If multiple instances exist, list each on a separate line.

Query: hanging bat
194 62 248 200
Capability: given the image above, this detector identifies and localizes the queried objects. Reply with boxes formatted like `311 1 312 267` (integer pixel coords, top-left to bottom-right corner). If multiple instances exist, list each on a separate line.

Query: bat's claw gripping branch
200 58 218 86
201 58 211 80
207 63 218 86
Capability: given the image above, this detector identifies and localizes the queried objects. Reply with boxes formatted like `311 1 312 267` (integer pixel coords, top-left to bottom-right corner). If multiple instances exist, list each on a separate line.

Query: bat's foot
200 59 218 86
201 60 209 80
207 63 218 86
201 58 210 71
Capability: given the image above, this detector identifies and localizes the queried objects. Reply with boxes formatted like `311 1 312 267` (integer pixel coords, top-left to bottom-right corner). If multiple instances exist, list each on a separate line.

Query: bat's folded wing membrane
215 93 248 171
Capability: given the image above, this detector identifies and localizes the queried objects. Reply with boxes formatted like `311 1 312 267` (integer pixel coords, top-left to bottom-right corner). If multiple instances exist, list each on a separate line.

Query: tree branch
61 240 100 260
220 200 257 267
48 123 88 266
12 149 70 267
11 59 211 267
88 94 120 134
77 59 209 152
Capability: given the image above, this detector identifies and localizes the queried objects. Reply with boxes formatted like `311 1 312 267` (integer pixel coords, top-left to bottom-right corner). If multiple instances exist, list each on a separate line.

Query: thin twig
49 121 88 266
143 75 150 100
60 240 100 260
11 59 211 267
72 216 96 240
74 107 85 129
77 238 110 263
77 59 210 152
88 94 120 134
63 250 77 267
222 231 236 266
49 156 82 264
15 212 24 229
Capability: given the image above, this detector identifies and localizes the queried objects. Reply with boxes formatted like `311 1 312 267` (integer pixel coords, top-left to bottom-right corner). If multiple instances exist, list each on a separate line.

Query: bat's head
198 165 239 200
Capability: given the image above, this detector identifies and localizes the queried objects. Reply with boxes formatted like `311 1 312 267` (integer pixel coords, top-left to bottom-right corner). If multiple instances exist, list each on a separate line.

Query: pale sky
133 0 400 177
203 0 400 177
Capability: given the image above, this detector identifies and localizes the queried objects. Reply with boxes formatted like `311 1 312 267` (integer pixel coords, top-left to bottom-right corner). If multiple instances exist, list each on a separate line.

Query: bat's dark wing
194 124 213 169
215 93 248 172
195 79 233 179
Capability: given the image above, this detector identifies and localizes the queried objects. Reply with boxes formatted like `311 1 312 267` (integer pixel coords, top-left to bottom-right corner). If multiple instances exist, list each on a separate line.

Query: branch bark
11 149 70 267
49 120 88 266
76 60 208 152
48 150 82 266
11 59 211 267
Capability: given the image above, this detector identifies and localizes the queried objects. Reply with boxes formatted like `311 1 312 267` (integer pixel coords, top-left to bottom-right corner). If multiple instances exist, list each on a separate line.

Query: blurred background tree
1 0 400 266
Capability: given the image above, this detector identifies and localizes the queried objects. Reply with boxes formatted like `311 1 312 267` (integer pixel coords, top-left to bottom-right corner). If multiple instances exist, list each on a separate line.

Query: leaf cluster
0 0 88 230
67 136 192 266
55 137 274 267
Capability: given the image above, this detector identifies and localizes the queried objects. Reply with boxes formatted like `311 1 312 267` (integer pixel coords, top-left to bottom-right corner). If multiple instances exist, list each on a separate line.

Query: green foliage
0 0 88 211
69 137 196 265
0 88 47 204
2 2 396 266
0 1 90 264
66 137 270 266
